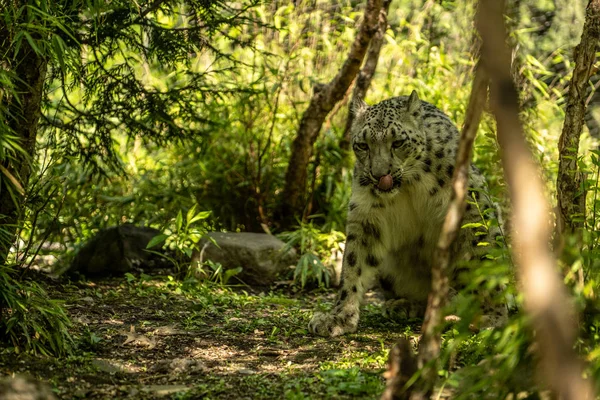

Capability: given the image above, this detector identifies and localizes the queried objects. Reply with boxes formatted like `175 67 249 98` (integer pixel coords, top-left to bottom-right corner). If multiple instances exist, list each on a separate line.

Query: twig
279 0 384 227
19 186 59 265
22 188 65 276
387 60 489 400
341 0 392 151
477 0 596 398
415 62 489 400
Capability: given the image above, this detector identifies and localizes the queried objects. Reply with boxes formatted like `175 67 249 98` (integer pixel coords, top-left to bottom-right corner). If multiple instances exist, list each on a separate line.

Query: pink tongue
378 175 393 191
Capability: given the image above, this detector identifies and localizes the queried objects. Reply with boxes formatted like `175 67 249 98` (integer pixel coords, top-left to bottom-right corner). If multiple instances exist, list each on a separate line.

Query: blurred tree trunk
277 0 383 229
383 0 597 398
381 338 418 400
340 0 391 152
0 18 48 265
478 0 596 398
415 64 489 400
555 0 600 249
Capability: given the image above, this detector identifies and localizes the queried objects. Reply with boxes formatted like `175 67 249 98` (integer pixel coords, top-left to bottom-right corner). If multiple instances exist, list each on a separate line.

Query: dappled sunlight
3 278 396 398
1 0 599 399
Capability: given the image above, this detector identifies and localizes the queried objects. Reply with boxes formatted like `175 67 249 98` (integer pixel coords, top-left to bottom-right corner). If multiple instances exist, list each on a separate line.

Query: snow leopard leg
308 217 384 337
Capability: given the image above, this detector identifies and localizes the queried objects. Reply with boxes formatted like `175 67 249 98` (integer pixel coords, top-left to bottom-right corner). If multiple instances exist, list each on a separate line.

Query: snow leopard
308 91 507 337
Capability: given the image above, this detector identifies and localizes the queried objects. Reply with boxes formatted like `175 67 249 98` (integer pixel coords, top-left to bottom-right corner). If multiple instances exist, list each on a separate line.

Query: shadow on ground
0 276 420 399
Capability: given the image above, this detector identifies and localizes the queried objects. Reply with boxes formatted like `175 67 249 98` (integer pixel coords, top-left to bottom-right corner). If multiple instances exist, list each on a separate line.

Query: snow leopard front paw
308 311 358 337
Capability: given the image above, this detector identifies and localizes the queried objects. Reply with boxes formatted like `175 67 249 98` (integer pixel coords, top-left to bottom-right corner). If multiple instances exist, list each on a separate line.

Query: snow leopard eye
354 143 368 151
392 140 403 149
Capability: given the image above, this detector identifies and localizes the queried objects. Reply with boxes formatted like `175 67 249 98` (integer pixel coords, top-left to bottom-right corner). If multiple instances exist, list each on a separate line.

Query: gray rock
192 232 296 286
67 224 170 278
237 368 257 375
0 375 56 400
152 358 204 375
140 385 190 397
91 359 131 374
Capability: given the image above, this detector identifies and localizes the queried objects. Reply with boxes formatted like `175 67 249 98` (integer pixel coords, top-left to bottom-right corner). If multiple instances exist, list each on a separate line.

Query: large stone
192 232 296 286
0 375 56 400
66 224 170 278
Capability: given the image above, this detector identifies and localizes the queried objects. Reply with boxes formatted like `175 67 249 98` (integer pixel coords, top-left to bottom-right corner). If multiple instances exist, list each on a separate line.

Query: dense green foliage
1 0 599 398
0 265 72 356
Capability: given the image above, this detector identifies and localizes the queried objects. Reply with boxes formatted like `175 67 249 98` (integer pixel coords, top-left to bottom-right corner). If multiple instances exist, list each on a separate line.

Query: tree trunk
0 32 47 265
555 0 600 248
340 0 391 152
478 0 596 398
381 338 418 400
306 0 390 223
277 0 383 229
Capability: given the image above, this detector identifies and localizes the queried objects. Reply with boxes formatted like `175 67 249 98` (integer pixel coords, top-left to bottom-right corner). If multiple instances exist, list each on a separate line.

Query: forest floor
0 273 423 399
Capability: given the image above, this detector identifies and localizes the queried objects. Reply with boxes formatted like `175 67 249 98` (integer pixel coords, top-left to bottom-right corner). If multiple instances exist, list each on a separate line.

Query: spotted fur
308 91 507 337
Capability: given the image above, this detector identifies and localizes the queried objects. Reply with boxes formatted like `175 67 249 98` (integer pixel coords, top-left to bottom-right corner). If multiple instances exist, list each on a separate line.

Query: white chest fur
350 179 451 252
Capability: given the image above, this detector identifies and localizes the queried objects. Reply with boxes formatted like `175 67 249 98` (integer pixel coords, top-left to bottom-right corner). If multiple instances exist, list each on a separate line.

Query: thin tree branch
18 186 59 267
477 0 596 398
278 0 383 228
411 62 489 400
341 0 392 152
22 189 65 275
385 59 489 400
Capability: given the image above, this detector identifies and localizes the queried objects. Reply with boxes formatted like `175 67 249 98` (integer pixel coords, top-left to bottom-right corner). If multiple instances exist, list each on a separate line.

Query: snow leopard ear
351 98 368 119
406 90 421 116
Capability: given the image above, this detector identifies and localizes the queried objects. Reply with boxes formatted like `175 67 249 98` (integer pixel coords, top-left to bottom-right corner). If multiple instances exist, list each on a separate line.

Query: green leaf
13 31 24 56
146 234 169 249
175 211 183 232
23 32 42 56
224 267 243 284
186 204 198 227
461 222 483 229
188 210 211 225
51 35 65 73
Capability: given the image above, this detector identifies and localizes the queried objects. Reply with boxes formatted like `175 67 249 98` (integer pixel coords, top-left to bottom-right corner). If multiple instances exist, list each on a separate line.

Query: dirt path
1 276 417 399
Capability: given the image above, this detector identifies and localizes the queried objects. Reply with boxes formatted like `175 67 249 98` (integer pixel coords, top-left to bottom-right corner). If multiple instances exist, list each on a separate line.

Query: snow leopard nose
372 171 390 180
371 165 391 180
370 151 391 179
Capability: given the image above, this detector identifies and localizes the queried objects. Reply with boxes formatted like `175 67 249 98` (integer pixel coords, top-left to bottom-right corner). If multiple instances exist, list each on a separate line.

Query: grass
0 274 409 399
3 260 599 399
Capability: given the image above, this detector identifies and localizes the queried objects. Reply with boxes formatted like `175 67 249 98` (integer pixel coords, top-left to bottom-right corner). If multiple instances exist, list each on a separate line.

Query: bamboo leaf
0 165 24 195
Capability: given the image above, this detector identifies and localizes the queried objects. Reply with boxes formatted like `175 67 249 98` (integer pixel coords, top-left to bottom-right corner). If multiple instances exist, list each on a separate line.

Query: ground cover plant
1 0 599 398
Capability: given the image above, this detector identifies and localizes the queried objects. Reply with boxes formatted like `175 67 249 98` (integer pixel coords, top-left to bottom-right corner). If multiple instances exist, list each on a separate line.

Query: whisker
359 175 371 186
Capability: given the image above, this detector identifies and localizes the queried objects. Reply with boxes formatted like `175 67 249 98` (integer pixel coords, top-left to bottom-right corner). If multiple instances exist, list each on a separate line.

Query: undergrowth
2 0 599 397
0 265 73 356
